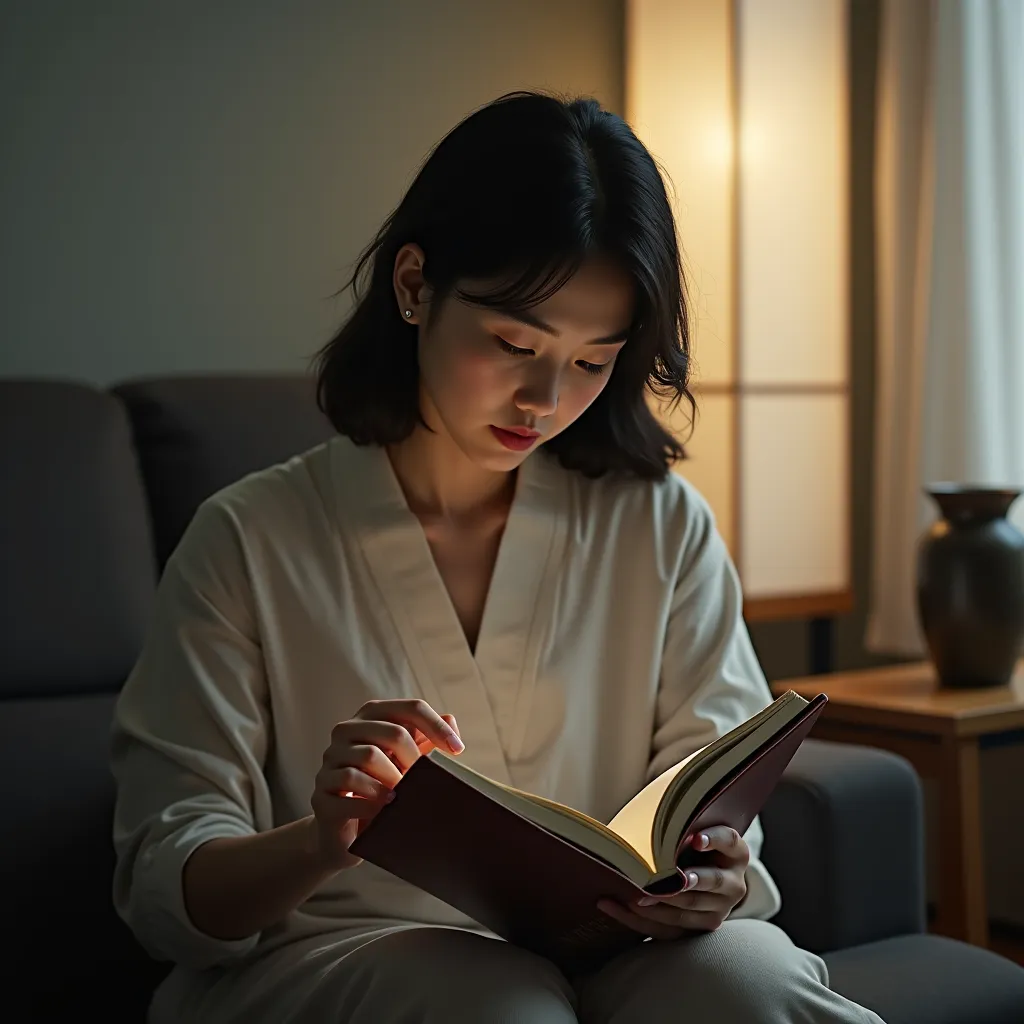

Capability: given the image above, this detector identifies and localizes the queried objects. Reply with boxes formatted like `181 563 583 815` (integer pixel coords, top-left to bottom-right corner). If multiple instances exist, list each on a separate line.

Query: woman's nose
514 364 560 417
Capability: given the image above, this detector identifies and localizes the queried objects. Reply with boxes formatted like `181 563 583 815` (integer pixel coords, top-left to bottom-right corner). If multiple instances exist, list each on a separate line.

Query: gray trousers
178 920 885 1023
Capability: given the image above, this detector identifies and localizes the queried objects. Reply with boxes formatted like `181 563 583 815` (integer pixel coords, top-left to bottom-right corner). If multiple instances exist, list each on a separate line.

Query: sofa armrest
759 738 927 953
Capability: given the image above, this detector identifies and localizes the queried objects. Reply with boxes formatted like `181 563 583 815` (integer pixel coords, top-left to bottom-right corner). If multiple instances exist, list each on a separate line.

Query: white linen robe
111 435 782 1021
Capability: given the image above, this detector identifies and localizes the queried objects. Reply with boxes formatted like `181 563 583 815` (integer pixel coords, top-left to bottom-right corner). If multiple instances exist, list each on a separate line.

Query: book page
604 695 794 865
604 747 704 867
606 691 806 877
653 692 808 866
427 751 656 883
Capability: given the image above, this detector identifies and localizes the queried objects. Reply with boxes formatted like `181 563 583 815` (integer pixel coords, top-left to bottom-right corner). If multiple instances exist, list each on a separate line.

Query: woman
112 92 883 1023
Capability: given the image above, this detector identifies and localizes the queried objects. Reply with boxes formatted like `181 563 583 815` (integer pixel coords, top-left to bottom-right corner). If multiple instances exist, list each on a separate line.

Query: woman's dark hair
314 90 693 479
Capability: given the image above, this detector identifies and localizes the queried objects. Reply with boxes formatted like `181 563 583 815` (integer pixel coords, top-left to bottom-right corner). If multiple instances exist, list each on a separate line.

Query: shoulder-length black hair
314 90 694 480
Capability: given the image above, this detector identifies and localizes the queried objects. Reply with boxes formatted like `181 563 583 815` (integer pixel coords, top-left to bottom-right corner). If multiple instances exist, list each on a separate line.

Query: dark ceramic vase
916 485 1024 688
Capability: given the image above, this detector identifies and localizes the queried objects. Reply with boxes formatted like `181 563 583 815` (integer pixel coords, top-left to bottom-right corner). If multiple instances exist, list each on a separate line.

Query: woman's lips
490 425 540 451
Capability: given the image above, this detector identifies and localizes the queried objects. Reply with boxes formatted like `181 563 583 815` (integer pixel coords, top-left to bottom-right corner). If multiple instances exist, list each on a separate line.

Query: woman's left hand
596 826 749 939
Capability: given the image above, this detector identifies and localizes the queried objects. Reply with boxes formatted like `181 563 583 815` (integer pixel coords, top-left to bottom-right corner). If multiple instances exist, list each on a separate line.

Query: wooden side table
773 660 1024 948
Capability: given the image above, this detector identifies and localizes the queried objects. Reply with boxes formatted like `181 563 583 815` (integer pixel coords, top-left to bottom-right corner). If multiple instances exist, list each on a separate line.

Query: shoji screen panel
627 0 852 621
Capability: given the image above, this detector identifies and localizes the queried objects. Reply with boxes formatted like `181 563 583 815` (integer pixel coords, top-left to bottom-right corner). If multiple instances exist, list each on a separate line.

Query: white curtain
867 0 1024 655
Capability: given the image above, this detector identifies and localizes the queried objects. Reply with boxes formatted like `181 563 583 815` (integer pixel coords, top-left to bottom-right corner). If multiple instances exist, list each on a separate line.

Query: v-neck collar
330 436 569 784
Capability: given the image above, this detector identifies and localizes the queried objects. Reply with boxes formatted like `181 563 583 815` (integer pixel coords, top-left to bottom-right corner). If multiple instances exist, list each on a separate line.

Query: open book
351 690 826 972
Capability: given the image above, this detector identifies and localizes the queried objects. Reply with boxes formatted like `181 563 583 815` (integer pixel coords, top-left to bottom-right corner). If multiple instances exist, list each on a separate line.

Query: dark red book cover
351 693 826 975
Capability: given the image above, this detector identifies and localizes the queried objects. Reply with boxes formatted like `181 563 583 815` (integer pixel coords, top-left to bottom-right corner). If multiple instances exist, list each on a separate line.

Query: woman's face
396 248 634 471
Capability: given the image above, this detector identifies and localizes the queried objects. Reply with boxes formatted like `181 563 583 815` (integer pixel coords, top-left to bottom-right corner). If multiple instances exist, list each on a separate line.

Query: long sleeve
651 483 782 921
111 498 273 969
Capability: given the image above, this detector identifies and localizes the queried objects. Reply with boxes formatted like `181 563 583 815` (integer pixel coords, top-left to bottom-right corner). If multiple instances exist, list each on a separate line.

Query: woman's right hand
308 698 465 872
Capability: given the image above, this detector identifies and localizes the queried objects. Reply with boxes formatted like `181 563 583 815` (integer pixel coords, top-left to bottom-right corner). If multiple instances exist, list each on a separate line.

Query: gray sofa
2 375 1022 1022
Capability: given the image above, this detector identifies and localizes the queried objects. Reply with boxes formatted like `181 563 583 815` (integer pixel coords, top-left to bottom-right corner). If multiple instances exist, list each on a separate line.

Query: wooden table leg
936 736 989 947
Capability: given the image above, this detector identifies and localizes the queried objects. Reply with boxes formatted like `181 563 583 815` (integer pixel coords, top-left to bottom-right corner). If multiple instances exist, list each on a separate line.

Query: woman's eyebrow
494 307 630 345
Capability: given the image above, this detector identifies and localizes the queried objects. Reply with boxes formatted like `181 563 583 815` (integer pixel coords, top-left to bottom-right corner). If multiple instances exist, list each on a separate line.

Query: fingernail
697 833 709 849
446 730 465 753
636 896 658 906
684 871 698 889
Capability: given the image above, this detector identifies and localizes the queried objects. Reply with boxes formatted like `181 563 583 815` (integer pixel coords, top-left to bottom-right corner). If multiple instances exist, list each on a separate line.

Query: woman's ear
393 244 431 324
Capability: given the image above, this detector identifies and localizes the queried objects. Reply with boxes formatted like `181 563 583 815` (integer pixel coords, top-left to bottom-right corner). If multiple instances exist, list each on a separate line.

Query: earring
404 309 413 319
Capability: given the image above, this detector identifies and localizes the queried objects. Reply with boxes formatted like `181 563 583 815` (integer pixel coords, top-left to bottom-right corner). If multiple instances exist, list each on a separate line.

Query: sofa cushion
0 379 162 1016
0 693 167 1017
825 934 1024 1024
0 380 156 698
114 374 334 568
762 738 927 952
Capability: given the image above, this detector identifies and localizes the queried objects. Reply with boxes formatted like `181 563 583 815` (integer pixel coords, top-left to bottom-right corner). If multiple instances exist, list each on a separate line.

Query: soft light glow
627 0 850 614
705 121 735 172
741 394 849 597
738 123 766 169
737 0 848 386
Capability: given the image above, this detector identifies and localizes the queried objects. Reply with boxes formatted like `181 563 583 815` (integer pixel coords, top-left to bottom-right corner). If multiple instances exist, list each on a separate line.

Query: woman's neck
386 427 515 523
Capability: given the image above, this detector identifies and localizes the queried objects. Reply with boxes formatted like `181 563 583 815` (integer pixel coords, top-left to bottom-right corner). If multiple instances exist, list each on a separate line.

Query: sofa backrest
0 380 164 1016
114 375 334 568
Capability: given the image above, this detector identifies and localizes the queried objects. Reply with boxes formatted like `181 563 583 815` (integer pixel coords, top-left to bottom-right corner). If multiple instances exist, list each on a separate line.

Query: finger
357 699 464 754
410 715 461 743
596 899 682 941
633 888 729 916
675 866 743 899
318 766 395 802
356 699 464 754
413 715 463 755
690 827 749 866
326 741 405 786
332 721 423 772
607 897 726 935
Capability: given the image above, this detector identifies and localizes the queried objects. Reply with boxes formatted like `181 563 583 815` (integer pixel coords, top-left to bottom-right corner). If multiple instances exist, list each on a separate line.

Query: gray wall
0 0 623 384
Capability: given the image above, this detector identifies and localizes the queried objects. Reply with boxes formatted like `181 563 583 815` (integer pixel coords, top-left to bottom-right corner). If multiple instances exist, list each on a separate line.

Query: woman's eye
493 334 609 375
495 336 532 357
